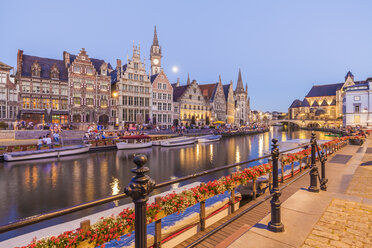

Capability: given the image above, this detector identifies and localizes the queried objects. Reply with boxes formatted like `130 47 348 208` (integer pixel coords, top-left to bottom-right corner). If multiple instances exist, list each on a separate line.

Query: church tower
150 26 162 75
234 69 249 125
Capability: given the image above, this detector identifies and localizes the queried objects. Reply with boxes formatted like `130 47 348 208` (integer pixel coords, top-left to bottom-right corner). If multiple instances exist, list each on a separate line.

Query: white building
343 80 371 127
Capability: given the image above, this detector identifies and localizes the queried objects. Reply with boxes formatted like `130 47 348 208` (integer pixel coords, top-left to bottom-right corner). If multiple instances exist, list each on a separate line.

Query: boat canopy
119 135 151 139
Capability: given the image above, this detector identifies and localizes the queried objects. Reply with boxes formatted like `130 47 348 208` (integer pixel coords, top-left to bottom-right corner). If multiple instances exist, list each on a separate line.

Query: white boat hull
3 145 90 162
198 135 222 143
160 137 196 147
116 142 153 150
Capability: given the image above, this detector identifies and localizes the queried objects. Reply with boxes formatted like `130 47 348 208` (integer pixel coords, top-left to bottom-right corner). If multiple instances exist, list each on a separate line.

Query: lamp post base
268 221 284 232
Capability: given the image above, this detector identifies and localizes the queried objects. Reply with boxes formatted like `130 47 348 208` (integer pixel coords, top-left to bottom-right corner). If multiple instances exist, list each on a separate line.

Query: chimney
176 78 180 87
17 49 23 76
63 51 70 67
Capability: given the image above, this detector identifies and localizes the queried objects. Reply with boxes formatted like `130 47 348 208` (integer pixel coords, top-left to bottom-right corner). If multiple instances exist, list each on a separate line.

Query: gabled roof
305 83 344 97
301 98 310 107
21 54 68 81
223 84 231 101
0 61 12 71
173 85 189 101
330 99 336 106
321 100 328 106
70 55 112 76
345 71 354 80
312 101 319 107
150 73 159 83
289 99 302 108
199 83 217 102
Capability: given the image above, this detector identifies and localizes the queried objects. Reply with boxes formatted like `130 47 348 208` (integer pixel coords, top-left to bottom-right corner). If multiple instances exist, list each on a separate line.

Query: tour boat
160 136 196 147
3 145 91 162
197 135 222 143
116 135 153 150
152 136 182 146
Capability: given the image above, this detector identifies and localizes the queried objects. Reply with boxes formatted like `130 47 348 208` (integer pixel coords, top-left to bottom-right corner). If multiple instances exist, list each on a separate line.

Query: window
61 100 68 110
163 103 167 110
52 85 59 95
86 81 94 90
123 109 128 121
189 95 192 99
158 83 162 89
140 87 144 93
198 96 200 100
0 73 6 84
168 103 171 111
134 74 138 80
123 84 127 91
153 92 156 99
128 96 133 105
101 95 108 107
168 115 172 123
134 86 139 92
158 103 162 111
193 89 196 93
134 63 138 69
42 99 50 108
174 107 178 113
145 98 149 106
354 96 361 101
158 93 162 99
86 67 93 75
86 97 94 106
139 97 144 106
73 66 81 73
134 97 139 106
52 99 59 110
168 94 171 100
22 82 31 93
128 85 133 92
74 81 81 88
22 98 30 109
354 105 360 113
145 87 149 93
163 84 166 90
0 89 5 101
123 96 128 105
158 114 162 123
61 87 68 95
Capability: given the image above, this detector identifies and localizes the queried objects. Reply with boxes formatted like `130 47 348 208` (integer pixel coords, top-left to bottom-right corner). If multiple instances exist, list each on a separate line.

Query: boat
152 136 182 146
116 135 152 150
3 145 90 162
197 135 222 143
325 133 341 137
160 136 196 147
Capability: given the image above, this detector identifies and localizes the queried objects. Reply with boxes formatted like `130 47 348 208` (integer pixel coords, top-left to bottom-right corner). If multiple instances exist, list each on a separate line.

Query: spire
236 68 244 91
245 83 248 93
187 73 191 85
219 75 222 84
153 25 159 46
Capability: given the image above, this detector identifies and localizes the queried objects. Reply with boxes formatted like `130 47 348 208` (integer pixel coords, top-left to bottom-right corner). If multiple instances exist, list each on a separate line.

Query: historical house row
0 27 251 127
288 71 372 127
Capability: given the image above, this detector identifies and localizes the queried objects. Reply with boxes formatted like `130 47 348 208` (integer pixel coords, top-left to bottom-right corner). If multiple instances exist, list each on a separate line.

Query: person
53 132 59 143
45 134 52 148
37 137 43 150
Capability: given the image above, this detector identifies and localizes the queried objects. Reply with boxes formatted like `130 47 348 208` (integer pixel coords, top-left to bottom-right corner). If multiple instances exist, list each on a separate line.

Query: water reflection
0 127 333 235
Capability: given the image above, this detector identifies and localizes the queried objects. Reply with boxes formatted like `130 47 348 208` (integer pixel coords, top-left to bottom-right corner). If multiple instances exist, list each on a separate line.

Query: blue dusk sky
1 0 372 112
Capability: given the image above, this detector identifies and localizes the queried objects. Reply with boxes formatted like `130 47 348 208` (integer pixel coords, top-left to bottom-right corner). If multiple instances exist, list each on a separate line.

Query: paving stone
312 230 340 241
330 240 351 248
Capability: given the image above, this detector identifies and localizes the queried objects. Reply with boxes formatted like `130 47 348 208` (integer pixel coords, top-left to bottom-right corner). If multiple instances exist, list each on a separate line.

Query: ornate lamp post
125 155 155 248
308 132 320 192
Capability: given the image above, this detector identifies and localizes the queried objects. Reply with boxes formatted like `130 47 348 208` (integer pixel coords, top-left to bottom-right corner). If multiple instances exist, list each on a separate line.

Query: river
0 127 332 240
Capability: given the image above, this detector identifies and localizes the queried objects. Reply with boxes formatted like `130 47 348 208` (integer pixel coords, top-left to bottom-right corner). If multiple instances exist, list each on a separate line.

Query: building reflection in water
0 127 335 227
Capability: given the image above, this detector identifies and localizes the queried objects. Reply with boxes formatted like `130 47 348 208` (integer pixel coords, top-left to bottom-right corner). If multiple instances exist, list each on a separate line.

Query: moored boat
160 136 196 147
197 135 222 143
3 145 90 162
116 135 152 150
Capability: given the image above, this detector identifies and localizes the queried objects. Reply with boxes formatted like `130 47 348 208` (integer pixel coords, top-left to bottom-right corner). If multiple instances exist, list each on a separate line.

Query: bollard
125 155 156 248
154 197 162 248
230 188 236 213
268 138 284 232
308 132 320 193
320 151 328 191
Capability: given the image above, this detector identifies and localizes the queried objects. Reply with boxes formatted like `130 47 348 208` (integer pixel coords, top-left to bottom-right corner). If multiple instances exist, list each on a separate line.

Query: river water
0 127 332 240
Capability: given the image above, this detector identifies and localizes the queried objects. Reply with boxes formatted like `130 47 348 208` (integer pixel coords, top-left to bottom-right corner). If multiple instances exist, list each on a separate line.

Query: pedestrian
37 137 43 150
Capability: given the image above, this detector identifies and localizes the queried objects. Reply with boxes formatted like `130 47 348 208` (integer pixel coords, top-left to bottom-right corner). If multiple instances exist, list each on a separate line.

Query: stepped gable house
223 80 235 124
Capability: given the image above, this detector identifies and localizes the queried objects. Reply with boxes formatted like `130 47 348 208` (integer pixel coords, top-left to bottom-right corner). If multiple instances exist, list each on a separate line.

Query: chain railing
0 132 351 248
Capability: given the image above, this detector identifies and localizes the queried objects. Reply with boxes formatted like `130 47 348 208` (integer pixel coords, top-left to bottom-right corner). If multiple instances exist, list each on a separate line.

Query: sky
1 0 372 112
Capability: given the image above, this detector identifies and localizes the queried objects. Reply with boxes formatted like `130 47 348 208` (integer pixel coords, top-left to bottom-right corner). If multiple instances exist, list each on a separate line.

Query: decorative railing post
268 138 284 232
125 155 156 248
320 151 328 191
308 132 320 193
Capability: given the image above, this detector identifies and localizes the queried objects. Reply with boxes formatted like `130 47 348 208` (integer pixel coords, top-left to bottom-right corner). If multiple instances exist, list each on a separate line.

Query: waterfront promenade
176 137 372 248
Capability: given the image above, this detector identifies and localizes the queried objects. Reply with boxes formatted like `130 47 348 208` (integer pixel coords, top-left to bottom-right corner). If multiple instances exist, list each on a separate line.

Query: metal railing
0 132 349 248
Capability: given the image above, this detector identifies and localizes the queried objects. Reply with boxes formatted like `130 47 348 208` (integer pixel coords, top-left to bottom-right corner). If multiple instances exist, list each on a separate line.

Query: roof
110 69 117 84
301 98 310 107
150 73 159 83
0 61 12 71
70 55 112 76
173 85 189 101
21 54 68 81
289 99 302 108
223 84 231 101
312 101 319 107
199 83 217 101
330 99 336 106
315 109 326 116
345 71 354 80
305 83 343 97
320 100 328 106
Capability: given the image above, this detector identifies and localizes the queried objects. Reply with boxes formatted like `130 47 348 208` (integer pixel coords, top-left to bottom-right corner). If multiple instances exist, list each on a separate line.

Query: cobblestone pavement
302 198 372 248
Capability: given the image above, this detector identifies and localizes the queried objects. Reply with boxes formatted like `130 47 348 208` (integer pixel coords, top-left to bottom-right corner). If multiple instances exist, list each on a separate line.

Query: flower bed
18 164 272 248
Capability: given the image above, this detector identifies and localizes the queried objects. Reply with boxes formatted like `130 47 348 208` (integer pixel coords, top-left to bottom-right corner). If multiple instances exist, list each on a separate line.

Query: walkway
177 137 372 248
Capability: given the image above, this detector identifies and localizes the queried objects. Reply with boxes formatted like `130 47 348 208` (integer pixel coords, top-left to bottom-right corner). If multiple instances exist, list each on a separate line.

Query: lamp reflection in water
196 144 200 161
209 144 214 162
170 176 179 189
258 135 264 157
236 145 241 163
110 177 121 207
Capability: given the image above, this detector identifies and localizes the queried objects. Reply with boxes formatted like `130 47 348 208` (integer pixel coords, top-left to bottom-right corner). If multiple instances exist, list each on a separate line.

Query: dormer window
50 64 59 79
73 66 81 73
31 61 41 77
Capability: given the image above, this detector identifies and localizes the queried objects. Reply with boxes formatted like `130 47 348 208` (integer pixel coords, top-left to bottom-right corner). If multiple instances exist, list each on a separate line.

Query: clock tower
150 25 162 75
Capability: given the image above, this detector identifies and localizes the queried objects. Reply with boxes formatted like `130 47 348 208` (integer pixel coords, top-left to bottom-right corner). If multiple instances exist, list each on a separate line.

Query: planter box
349 139 364 146
76 240 96 248
27 148 37 151
13 148 22 152
0 149 6 155
40 146 49 150
97 141 105 146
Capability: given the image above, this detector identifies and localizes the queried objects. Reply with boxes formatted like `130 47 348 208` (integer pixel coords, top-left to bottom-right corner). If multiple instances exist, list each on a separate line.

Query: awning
213 121 225 124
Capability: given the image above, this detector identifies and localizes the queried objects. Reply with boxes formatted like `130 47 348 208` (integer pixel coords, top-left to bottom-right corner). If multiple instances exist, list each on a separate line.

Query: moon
172 66 179 73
